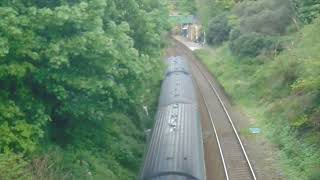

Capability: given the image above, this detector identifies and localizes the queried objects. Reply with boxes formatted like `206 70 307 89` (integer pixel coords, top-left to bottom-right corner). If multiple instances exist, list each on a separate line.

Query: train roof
165 56 190 76
158 72 196 107
141 103 205 180
141 55 205 180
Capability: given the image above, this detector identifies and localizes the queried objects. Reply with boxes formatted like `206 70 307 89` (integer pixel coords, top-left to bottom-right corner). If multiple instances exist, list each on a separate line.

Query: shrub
0 153 32 180
178 0 197 14
233 0 294 35
293 0 320 23
230 32 279 57
229 28 241 51
206 14 231 46
0 0 168 178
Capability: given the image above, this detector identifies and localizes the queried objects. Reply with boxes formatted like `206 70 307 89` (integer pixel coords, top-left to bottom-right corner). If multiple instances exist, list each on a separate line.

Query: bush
293 0 320 23
230 32 279 57
0 0 168 178
233 0 293 35
177 0 197 14
229 28 241 50
206 14 231 46
0 153 32 180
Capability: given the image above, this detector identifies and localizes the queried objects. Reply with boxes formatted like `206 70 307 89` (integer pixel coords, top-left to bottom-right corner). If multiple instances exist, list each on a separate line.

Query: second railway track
167 39 257 180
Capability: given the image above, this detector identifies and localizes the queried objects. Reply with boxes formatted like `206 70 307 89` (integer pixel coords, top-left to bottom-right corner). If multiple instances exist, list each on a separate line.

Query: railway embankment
191 0 320 179
192 20 320 178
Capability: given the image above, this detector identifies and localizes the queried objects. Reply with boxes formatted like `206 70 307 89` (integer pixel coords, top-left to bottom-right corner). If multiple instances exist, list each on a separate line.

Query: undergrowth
195 18 320 179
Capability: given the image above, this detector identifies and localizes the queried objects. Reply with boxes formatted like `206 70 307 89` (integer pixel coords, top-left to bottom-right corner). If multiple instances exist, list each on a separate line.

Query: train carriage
141 56 206 180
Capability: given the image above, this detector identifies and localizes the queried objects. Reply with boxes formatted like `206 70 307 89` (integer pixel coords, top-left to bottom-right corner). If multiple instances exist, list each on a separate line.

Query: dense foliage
293 0 320 23
196 19 320 178
204 0 292 57
232 0 294 35
195 0 235 26
0 0 169 179
195 0 320 179
206 14 231 46
229 32 279 57
177 0 197 14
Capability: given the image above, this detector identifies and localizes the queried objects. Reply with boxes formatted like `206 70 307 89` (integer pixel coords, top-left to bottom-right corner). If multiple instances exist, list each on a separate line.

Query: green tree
0 0 169 178
206 14 231 46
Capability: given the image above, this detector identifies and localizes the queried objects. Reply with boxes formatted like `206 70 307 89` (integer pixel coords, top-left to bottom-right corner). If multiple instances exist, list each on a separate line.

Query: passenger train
140 56 206 180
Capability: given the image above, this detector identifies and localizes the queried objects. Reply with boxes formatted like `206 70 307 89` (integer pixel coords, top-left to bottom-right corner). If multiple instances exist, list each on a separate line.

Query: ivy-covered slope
0 0 169 179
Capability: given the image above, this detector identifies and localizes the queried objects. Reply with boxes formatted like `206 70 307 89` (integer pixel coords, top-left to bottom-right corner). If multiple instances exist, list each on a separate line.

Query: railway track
167 40 257 180
191 61 257 180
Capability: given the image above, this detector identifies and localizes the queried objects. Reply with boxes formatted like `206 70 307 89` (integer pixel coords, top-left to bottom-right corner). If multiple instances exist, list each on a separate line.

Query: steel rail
192 75 230 180
191 59 257 180
187 72 208 180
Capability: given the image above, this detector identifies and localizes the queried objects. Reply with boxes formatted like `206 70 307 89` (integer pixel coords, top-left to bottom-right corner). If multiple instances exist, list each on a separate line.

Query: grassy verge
194 25 320 179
